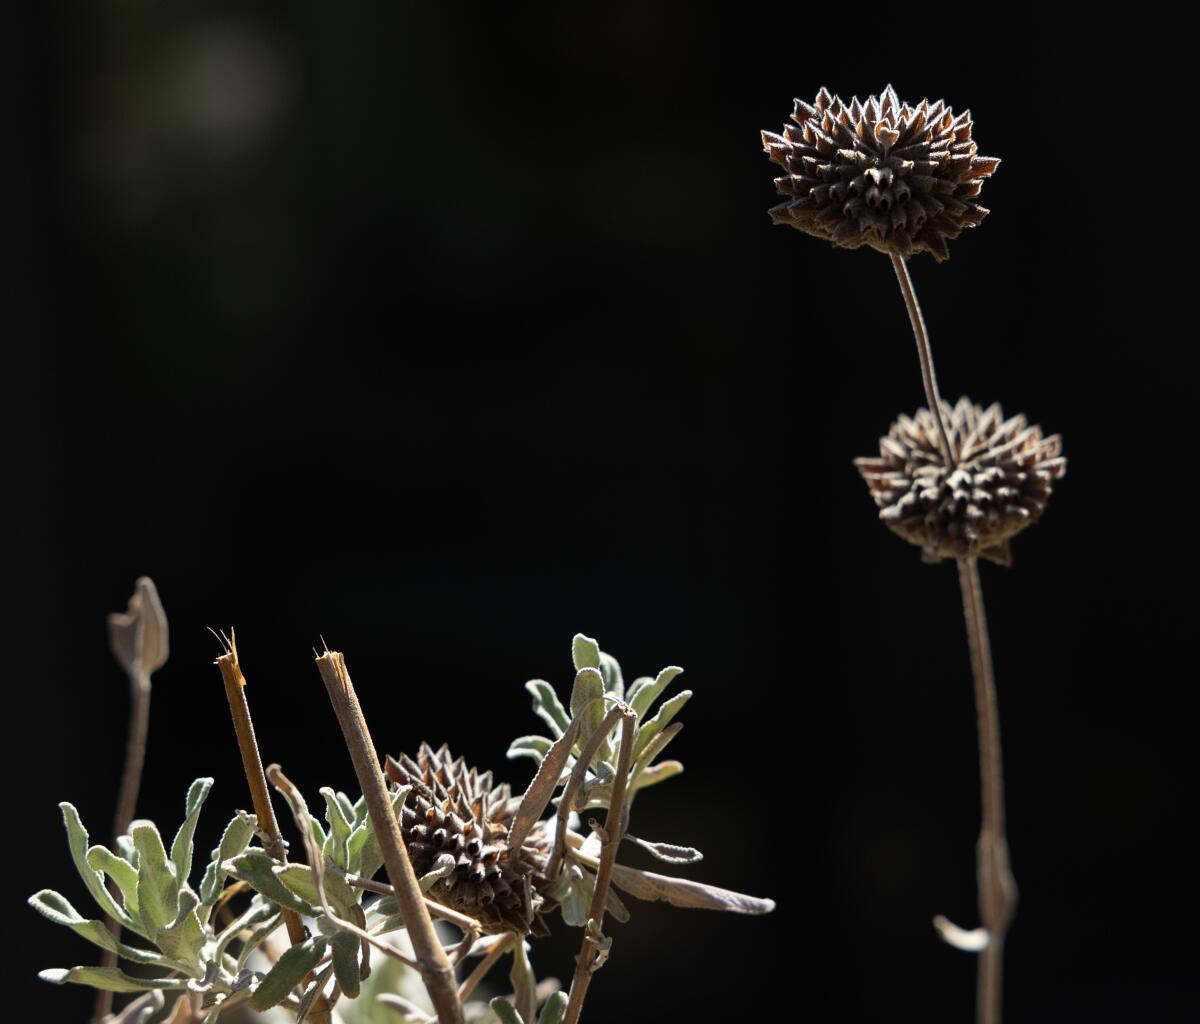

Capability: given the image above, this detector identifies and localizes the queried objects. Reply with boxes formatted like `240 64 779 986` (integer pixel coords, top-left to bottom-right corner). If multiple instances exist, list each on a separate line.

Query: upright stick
958 557 1017 1024
315 650 465 1024
214 640 309 950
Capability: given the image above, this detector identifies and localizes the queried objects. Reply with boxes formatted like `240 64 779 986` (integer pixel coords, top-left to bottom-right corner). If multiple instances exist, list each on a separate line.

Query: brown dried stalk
213 633 308 950
94 578 168 1024
889 257 1016 1024
315 650 465 1024
563 711 637 1024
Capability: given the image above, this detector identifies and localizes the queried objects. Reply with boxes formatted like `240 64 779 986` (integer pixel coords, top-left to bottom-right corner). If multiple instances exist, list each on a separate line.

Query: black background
13 3 1192 1022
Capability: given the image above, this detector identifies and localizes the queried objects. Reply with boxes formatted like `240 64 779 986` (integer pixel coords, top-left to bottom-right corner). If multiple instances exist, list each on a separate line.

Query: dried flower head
762 85 1000 261
385 742 556 936
855 398 1065 565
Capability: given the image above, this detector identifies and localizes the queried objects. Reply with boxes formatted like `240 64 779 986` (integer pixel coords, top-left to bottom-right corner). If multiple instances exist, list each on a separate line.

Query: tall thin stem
315 650 465 1024
214 641 309 950
957 557 1017 1024
890 252 955 464
563 712 637 1024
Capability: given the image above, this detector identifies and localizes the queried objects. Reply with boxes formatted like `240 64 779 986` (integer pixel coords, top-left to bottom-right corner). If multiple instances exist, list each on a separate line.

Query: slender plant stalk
315 650 465 1024
93 667 152 1023
891 255 1016 1023
563 712 637 1024
214 642 309 949
958 557 1017 1024
890 252 955 464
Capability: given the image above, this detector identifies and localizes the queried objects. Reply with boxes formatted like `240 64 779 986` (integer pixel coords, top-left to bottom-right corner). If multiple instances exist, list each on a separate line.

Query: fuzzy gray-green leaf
570 667 606 758
539 991 569 1024
571 633 601 672
489 998 526 1024
598 650 624 698
170 777 213 888
199 810 258 907
629 666 683 721
633 690 692 760
59 803 138 933
39 966 185 993
86 845 140 916
227 851 318 916
151 889 205 973
132 821 178 933
251 935 327 1010
330 930 362 998
321 787 353 869
525 680 571 738
510 938 536 1024
356 784 410 880
506 735 552 765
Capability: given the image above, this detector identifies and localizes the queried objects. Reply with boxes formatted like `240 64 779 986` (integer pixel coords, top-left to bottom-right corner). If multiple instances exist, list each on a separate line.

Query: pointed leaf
251 935 328 1010
199 810 258 907
39 966 184 993
86 845 140 916
489 998 526 1024
571 634 600 672
170 778 213 888
59 803 138 933
525 680 571 738
213 899 278 962
630 666 683 721
330 930 362 999
539 991 569 1024
633 690 692 760
132 821 178 932
321 788 354 870
237 909 288 970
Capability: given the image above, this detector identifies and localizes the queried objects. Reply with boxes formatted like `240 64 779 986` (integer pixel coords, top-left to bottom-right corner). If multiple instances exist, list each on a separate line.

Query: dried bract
386 742 556 936
855 398 1065 565
762 85 1000 261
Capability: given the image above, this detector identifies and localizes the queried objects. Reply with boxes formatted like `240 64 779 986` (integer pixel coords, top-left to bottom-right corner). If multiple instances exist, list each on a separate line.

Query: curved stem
958 557 1017 1024
890 252 955 465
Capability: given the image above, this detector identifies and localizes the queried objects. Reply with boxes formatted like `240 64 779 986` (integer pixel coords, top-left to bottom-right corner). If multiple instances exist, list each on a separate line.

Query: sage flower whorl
762 85 1000 261
855 398 1066 566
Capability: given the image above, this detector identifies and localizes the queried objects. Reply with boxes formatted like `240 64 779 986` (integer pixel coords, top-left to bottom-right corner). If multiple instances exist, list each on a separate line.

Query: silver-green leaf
170 777 213 888
251 935 328 1010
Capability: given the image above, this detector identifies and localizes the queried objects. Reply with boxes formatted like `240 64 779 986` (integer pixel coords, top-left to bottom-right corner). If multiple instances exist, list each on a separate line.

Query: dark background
14 3 1191 1022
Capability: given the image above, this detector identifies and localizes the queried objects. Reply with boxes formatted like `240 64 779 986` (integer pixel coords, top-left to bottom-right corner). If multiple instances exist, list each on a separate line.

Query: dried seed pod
385 742 556 935
854 398 1065 565
762 85 1000 261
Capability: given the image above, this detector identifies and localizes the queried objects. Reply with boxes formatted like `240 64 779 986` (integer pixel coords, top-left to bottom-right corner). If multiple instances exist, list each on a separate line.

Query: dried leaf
626 836 703 864
609 864 775 915
508 718 578 851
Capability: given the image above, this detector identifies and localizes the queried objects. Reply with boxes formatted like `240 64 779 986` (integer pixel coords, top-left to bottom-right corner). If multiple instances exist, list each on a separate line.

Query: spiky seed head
385 742 556 936
854 398 1065 565
761 85 1000 262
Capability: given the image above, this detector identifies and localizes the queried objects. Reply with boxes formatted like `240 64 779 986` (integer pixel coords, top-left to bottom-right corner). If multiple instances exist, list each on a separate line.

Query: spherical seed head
854 398 1065 565
761 85 1000 261
385 742 556 936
